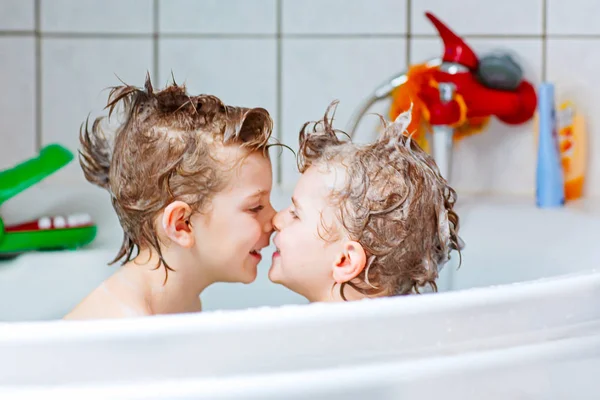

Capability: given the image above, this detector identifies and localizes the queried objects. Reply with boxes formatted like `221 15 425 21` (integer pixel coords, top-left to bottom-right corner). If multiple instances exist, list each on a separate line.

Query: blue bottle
536 82 565 208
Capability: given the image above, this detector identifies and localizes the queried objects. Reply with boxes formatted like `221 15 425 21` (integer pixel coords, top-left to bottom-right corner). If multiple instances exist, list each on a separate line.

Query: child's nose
263 203 277 233
272 210 284 232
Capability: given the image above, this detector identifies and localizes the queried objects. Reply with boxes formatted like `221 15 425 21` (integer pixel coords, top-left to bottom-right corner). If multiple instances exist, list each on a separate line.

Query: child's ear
332 241 367 283
161 201 194 248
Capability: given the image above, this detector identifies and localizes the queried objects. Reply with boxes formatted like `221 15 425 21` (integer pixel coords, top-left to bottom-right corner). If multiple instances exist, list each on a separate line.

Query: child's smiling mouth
249 248 262 261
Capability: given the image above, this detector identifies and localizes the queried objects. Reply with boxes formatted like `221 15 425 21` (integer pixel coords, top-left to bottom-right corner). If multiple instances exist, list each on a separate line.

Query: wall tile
0 0 34 31
411 0 543 35
42 38 153 184
0 38 36 170
159 0 276 34
160 38 279 182
282 0 407 35
41 0 153 33
281 38 406 187
547 0 600 35
159 38 276 112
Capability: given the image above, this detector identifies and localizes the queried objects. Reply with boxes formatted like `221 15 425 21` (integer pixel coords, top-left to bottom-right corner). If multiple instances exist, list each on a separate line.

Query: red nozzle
425 12 478 70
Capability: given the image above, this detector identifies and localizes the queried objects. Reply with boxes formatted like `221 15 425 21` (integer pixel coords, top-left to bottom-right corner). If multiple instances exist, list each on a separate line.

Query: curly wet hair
297 101 463 299
79 73 274 281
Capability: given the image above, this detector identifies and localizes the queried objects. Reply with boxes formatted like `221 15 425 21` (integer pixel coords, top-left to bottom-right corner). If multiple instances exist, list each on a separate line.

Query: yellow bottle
556 101 587 200
533 101 587 201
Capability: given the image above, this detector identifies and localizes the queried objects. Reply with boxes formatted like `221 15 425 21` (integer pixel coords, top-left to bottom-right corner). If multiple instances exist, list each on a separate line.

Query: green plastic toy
0 144 97 258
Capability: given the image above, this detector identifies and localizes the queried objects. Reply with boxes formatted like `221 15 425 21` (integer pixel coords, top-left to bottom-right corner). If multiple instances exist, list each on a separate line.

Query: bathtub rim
1 267 598 342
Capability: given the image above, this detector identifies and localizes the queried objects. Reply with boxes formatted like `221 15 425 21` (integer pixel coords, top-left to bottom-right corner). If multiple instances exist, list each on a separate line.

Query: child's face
191 148 275 284
269 165 347 301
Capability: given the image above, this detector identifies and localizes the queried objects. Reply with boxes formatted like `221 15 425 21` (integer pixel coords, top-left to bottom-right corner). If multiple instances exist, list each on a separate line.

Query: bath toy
0 144 97 258
349 11 538 181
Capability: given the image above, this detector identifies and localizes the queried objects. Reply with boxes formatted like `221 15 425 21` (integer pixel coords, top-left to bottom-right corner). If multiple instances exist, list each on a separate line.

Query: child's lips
249 249 262 261
272 237 281 259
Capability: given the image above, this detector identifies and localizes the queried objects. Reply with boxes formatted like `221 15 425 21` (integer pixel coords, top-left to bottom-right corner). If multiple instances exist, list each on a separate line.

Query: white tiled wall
159 38 277 121
282 0 407 34
0 37 36 167
41 38 154 182
40 0 153 33
281 37 406 183
0 0 34 30
159 0 277 34
0 0 597 198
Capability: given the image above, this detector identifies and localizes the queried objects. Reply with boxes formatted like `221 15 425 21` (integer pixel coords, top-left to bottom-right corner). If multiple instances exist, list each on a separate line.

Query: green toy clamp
0 144 97 257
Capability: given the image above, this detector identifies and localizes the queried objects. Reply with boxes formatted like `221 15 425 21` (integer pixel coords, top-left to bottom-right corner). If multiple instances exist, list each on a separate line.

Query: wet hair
297 101 463 299
79 73 274 281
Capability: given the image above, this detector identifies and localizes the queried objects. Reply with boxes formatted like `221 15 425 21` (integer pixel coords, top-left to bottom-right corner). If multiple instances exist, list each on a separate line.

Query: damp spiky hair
79 73 274 281
297 101 462 298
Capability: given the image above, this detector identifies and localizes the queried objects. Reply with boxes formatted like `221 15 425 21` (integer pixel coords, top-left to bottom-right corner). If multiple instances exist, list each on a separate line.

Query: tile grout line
38 32 155 39
541 0 548 81
153 0 159 84
405 0 411 66
0 31 35 36
1 31 600 40
275 0 283 186
34 0 42 152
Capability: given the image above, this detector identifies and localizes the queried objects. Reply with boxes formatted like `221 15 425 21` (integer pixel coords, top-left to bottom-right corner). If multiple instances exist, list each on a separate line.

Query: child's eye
249 205 264 213
289 209 299 219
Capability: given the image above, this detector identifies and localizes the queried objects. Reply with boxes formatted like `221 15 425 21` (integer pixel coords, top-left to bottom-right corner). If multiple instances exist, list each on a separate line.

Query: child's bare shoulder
63 280 150 320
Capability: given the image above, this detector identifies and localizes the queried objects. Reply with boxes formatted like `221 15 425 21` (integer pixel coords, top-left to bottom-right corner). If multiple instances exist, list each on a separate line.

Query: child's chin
242 268 258 284
231 264 257 284
267 263 283 284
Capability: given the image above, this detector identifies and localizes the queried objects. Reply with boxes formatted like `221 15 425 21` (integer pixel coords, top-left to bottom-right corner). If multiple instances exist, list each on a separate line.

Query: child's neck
123 248 210 315
311 283 367 303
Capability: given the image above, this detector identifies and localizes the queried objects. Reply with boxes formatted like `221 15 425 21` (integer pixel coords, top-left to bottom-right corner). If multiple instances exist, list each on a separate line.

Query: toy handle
0 144 73 205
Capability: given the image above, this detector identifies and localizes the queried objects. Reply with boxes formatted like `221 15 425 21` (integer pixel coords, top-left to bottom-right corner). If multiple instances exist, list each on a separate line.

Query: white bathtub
1 270 599 398
3 333 600 399
0 184 599 398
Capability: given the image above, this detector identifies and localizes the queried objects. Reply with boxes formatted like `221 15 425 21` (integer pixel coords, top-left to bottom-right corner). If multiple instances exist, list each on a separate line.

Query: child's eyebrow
245 189 267 200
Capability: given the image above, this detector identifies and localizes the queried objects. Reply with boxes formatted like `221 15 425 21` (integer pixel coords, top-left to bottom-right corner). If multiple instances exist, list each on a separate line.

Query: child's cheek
278 229 292 253
253 221 263 240
244 215 262 240
284 225 302 253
